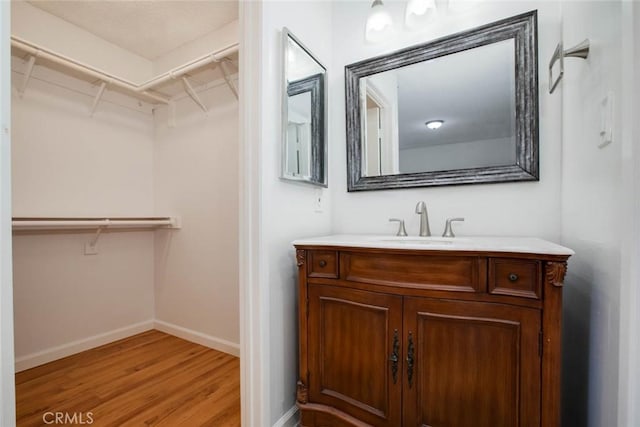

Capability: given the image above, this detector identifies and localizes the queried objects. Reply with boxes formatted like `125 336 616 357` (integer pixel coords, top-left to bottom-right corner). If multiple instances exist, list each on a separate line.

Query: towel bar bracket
549 39 590 94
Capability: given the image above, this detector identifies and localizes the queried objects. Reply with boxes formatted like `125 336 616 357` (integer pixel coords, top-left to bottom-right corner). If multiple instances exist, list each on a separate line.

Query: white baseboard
273 406 299 427
153 320 240 357
14 319 240 372
14 320 154 372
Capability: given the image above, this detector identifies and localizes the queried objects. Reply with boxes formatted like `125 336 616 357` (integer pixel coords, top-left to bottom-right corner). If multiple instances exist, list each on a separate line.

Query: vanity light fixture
365 0 394 43
405 0 438 29
425 120 444 130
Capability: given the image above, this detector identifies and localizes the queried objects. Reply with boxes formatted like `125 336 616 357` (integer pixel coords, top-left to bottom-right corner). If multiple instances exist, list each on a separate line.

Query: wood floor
16 330 240 427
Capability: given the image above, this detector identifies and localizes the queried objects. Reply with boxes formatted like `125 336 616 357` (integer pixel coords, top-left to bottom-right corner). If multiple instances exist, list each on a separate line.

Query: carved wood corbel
297 381 309 404
296 249 306 267
545 261 568 287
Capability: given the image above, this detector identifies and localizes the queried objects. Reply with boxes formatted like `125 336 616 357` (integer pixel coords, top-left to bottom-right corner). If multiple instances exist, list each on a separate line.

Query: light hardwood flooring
16 330 240 427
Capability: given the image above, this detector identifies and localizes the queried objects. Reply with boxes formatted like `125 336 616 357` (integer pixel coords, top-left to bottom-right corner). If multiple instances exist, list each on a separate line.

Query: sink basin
378 237 455 245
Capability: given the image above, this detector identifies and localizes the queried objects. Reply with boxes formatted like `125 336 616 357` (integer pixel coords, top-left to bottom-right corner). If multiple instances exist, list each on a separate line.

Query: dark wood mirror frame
345 11 539 192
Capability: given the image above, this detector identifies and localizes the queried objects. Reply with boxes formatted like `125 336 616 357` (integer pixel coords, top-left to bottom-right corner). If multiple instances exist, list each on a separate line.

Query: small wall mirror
345 11 538 191
282 28 327 187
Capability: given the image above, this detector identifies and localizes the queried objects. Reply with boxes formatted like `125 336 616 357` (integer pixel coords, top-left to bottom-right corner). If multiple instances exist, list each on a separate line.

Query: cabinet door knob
319 260 327 267
508 273 519 282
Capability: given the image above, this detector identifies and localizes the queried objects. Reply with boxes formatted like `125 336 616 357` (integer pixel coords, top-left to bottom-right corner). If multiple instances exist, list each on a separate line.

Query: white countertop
293 234 574 256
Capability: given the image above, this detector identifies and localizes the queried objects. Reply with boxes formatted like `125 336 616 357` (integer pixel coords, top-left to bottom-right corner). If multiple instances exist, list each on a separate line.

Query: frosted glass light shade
405 0 437 29
365 0 393 43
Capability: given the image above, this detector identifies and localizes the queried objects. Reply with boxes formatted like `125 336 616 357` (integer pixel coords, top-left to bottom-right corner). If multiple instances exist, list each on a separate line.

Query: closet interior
10 1 240 424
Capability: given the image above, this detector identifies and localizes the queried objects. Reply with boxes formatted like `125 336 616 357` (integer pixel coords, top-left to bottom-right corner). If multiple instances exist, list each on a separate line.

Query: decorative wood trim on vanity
297 249 310 408
541 261 568 427
297 380 309 404
545 261 568 287
297 249 306 267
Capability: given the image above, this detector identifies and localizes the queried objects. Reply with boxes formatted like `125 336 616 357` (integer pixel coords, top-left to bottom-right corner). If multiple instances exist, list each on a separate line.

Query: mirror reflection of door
361 80 400 177
286 91 312 178
365 96 382 176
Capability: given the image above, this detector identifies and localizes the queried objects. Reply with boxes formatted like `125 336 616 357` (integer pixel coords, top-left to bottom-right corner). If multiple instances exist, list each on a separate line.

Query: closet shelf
12 217 181 231
11 35 239 106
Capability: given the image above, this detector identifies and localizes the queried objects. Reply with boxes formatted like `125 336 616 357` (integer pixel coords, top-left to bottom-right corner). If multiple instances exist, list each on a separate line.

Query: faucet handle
389 218 408 237
442 218 465 238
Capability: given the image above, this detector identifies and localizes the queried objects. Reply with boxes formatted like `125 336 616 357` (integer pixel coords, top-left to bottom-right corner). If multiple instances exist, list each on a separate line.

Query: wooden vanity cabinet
295 246 570 427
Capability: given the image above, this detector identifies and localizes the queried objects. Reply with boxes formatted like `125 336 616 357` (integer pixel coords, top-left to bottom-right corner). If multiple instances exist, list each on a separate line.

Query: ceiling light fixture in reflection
425 120 444 130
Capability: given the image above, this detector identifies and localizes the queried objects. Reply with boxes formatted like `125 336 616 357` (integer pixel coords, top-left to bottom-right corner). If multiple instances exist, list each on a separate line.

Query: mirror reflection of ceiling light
365 0 394 43
405 0 437 29
425 120 444 130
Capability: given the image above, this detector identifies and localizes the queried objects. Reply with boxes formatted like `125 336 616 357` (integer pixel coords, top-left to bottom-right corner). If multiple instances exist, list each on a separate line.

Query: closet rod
12 217 179 230
137 43 239 91
11 36 239 104
11 36 170 104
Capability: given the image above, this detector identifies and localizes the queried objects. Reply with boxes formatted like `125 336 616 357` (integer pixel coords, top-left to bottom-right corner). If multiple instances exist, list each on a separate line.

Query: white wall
330 1 562 240
619 4 640 425
152 20 239 75
11 1 153 83
153 79 240 355
399 137 515 173
559 2 625 426
0 0 16 423
10 62 156 369
259 2 333 424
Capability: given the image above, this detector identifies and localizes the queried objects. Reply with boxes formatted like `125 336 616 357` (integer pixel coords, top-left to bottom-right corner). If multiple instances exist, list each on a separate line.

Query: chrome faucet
415 201 431 237
389 218 408 236
442 217 465 238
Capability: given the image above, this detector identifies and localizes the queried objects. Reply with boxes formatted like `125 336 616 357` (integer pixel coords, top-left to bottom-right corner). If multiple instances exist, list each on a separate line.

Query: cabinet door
307 284 403 427
403 298 541 427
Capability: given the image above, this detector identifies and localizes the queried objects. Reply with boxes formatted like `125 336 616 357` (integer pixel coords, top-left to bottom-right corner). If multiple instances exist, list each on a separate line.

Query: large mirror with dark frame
345 11 538 191
282 28 328 187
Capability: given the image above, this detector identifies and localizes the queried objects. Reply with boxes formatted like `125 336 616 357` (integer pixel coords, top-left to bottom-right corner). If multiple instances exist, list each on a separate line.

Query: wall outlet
314 188 323 213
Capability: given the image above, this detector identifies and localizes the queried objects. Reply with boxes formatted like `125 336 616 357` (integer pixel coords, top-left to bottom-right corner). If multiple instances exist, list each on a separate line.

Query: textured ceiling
27 0 238 60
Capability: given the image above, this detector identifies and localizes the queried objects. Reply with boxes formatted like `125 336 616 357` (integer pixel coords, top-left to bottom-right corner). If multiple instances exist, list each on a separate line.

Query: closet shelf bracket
181 76 208 113
90 80 109 116
19 53 38 97
85 224 107 255
219 58 238 100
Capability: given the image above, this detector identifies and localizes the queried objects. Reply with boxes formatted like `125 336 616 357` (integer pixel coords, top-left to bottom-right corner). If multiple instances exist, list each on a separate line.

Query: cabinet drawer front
308 250 339 278
489 258 541 299
342 252 483 292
